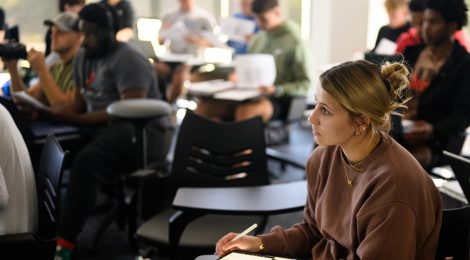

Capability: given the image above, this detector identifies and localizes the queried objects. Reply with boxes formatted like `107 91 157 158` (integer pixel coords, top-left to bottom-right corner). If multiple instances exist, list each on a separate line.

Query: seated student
3 12 81 111
196 0 311 123
49 3 168 259
101 0 135 42
45 0 85 59
395 0 470 54
159 0 219 54
401 0 470 168
216 60 442 259
0 103 37 235
227 0 260 55
372 0 411 53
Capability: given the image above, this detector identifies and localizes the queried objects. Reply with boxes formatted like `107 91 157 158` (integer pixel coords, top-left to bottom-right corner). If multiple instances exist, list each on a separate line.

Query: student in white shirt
0 103 37 235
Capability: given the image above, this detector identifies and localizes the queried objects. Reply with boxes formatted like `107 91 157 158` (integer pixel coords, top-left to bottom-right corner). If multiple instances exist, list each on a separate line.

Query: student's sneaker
54 246 72 260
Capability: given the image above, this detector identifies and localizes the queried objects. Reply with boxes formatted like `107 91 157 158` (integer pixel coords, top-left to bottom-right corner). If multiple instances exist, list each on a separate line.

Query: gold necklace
341 154 363 187
341 131 381 186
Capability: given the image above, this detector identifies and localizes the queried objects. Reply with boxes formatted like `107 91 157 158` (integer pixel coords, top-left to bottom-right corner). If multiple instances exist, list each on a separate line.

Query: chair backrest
285 96 306 123
170 110 269 189
35 135 68 241
443 151 470 203
435 205 470 260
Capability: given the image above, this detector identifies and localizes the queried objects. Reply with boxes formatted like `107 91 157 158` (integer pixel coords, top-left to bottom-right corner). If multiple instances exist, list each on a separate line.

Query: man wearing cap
3 12 82 111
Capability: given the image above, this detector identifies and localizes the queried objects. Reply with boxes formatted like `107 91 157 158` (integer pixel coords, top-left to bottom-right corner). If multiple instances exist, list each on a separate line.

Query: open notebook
195 252 295 260
220 252 295 260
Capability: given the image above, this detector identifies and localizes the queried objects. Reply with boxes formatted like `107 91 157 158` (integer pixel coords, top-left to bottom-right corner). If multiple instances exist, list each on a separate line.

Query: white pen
231 223 258 242
215 223 258 256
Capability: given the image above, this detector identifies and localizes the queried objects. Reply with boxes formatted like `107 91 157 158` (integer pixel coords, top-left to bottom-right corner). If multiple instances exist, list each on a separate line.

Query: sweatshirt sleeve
258 154 322 258
0 166 9 210
355 202 417 260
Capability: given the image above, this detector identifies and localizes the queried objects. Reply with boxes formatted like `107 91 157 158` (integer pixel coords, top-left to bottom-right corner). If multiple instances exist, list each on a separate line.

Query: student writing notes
216 60 442 259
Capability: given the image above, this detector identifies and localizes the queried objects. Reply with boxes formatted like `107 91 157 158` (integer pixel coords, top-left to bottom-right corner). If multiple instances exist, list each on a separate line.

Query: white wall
312 0 370 69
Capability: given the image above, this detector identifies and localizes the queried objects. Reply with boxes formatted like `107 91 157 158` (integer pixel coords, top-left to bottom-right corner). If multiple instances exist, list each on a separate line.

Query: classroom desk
168 181 307 257
173 181 307 215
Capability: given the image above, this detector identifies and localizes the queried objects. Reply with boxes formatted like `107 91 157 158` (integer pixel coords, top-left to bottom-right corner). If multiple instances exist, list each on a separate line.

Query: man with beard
51 3 166 259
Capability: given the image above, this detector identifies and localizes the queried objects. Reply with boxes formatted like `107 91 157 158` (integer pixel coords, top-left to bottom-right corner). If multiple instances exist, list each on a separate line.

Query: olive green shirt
49 60 75 94
248 21 311 97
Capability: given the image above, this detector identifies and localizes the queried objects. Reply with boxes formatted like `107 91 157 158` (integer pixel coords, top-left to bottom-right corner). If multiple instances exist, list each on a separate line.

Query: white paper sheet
401 119 415 134
12 91 49 111
220 17 256 42
213 89 260 101
235 54 276 88
374 38 397 55
221 252 294 260
159 21 191 53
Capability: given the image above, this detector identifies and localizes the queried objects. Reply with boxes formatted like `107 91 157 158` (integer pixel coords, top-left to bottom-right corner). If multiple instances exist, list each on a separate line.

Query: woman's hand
215 233 263 257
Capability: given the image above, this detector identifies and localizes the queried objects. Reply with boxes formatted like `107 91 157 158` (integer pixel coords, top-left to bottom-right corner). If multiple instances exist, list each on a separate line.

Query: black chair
435 205 470 260
91 99 174 252
265 96 306 146
135 110 270 259
0 134 68 257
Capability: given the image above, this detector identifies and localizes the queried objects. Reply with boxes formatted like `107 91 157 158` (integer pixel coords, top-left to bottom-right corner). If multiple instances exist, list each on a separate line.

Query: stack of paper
220 17 256 42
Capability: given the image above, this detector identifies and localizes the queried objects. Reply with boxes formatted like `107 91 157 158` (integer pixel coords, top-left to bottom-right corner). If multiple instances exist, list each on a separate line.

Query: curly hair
426 0 468 29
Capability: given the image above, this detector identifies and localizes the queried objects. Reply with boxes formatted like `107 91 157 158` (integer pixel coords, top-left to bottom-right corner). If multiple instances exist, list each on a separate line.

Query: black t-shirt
102 0 135 30
372 22 411 52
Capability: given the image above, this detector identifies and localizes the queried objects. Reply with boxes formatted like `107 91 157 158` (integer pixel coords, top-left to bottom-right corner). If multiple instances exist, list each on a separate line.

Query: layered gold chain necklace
341 132 381 187
341 153 364 187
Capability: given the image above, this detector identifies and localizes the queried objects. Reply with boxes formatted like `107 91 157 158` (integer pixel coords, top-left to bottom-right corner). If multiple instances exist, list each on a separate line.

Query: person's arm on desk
216 233 263 257
49 88 147 126
216 158 320 258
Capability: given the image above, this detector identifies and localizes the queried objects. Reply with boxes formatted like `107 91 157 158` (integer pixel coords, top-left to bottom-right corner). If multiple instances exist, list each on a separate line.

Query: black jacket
403 42 470 147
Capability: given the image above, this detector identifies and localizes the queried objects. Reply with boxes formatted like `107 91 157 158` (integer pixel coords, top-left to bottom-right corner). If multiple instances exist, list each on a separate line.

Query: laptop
443 150 470 203
128 39 158 60
0 96 79 141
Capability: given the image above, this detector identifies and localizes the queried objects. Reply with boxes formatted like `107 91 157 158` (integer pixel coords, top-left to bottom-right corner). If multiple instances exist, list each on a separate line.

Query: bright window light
137 18 162 42
367 0 388 49
220 0 230 18
301 0 311 39
203 47 233 64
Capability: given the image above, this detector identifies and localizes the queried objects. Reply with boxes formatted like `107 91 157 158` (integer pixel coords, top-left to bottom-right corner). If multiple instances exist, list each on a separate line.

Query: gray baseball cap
44 12 79 32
